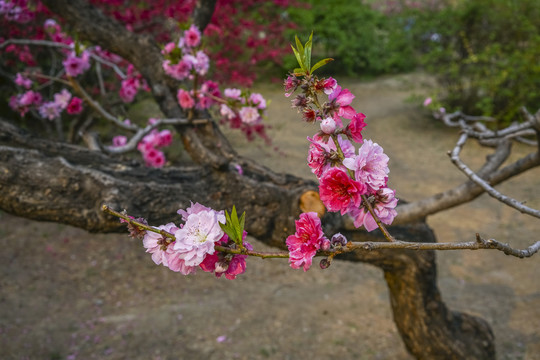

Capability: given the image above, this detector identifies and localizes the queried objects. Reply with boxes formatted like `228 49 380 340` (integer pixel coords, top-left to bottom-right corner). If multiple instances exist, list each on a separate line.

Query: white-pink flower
142 222 179 265
15 73 32 89
224 88 241 100
249 93 266 109
194 51 209 75
39 102 61 120
350 187 398 231
53 89 72 110
62 51 90 77
173 209 225 266
239 106 260 125
220 104 236 120
343 139 389 194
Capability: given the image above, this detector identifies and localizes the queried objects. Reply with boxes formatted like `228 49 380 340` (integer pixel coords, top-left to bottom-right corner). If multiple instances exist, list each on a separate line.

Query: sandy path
0 74 538 359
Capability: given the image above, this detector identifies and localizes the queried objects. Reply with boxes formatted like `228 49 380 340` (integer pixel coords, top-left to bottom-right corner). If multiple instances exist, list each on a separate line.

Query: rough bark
2 1 497 358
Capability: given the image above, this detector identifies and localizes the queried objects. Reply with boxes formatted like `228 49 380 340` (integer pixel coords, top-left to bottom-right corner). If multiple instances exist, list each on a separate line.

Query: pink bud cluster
285 73 398 233
9 87 83 119
218 88 269 142
162 24 209 81
137 202 250 280
119 64 149 103
112 118 173 168
176 79 221 111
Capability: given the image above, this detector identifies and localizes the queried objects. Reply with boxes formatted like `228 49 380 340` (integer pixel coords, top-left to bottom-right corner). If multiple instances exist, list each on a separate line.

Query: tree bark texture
1 1 496 358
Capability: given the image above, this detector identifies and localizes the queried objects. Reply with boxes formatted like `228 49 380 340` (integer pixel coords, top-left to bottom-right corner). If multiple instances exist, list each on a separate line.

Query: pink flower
142 222 179 266
249 93 266 109
328 86 356 119
66 97 83 114
423 97 432 107
322 77 337 95
158 130 173 147
224 88 242 99
173 209 226 266
63 51 90 77
350 187 398 231
286 212 327 271
162 42 176 55
177 89 195 109
112 135 127 147
54 89 72 110
184 24 201 48
165 246 198 275
15 73 32 89
346 112 366 143
283 75 299 97
239 106 260 125
177 202 215 221
19 90 42 106
199 234 253 280
307 135 355 178
143 148 166 167
220 104 236 119
163 59 191 80
119 77 140 103
194 50 210 75
319 167 366 215
343 139 389 194
38 102 61 120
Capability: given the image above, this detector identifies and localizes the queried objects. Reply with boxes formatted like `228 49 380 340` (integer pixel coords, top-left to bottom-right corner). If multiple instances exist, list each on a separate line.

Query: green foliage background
283 0 540 125
284 0 416 77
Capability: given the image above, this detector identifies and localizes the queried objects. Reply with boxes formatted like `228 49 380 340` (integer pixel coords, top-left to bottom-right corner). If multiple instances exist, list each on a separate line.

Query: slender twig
89 53 126 79
102 205 539 259
449 133 540 219
68 77 138 131
23 72 71 86
95 62 106 95
102 205 175 239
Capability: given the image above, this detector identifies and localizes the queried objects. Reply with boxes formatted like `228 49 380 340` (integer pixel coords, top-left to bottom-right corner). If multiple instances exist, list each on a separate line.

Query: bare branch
103 118 205 154
0 38 72 50
449 133 540 218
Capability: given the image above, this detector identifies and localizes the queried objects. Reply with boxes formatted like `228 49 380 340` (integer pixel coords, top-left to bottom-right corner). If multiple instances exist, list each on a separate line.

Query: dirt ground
1 74 539 360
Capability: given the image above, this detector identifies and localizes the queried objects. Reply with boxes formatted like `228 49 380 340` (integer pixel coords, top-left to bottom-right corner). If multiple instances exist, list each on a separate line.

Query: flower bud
215 260 229 274
321 238 331 251
319 258 331 269
320 117 336 134
331 233 348 247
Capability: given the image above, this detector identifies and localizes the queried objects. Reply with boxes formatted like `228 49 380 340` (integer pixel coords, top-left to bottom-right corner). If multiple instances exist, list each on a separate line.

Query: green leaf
295 35 305 60
304 31 313 73
239 211 245 234
310 58 334 74
291 45 305 72
219 221 236 242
